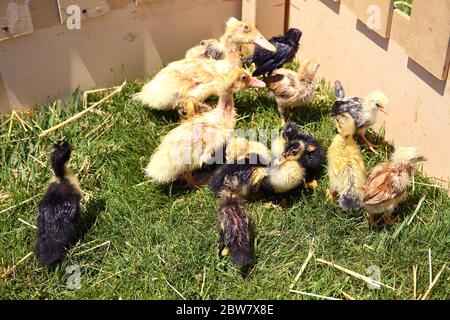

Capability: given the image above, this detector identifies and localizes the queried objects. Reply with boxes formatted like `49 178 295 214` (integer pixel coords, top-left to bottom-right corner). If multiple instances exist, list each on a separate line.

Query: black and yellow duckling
209 139 307 198
217 176 253 269
272 122 326 189
36 141 81 265
263 139 306 194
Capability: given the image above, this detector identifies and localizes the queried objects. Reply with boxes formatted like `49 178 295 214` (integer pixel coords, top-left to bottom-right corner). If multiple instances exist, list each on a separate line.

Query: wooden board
344 0 394 38
0 0 34 42
390 9 410 48
57 0 111 24
242 0 257 26
405 0 450 80
28 0 61 31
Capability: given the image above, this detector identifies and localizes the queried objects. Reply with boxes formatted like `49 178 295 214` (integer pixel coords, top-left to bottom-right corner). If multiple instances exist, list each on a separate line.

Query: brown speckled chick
265 58 320 124
363 147 427 228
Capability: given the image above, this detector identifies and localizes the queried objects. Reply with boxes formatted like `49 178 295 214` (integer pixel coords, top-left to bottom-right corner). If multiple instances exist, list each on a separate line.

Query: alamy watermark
66 265 81 290
66 5 82 30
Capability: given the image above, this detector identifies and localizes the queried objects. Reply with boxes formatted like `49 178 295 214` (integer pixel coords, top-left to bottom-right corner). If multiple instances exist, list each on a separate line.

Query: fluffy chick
264 139 306 194
217 176 254 268
252 28 303 77
332 81 388 153
134 18 275 113
272 122 325 188
363 147 427 227
265 58 320 124
327 113 366 211
209 140 307 198
145 69 265 187
185 39 225 60
36 141 81 265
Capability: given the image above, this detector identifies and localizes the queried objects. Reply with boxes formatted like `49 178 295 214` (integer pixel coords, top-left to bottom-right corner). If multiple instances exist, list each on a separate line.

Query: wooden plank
28 0 61 30
391 8 410 48
0 0 34 42
343 0 394 38
405 0 450 80
256 0 285 37
242 0 257 25
57 0 111 24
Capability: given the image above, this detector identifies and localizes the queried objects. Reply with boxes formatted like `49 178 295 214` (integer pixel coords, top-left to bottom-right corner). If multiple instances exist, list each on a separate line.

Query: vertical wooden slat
343 0 394 38
0 0 34 42
242 0 257 25
405 0 450 80
57 0 111 24
284 0 291 34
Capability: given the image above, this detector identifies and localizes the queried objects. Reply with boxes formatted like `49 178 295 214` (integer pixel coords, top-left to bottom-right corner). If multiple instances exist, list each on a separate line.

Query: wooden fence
244 0 450 81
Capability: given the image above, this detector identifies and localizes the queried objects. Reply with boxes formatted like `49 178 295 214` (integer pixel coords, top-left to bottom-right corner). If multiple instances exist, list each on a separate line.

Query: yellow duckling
327 113 366 211
144 69 265 187
134 18 275 115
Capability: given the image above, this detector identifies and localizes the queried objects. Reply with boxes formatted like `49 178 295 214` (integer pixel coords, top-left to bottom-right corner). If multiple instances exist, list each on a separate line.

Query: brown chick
265 58 320 124
363 147 427 228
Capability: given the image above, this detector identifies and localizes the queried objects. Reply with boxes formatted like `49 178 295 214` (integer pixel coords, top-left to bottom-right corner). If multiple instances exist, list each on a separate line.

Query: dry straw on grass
39 81 126 137
316 258 396 291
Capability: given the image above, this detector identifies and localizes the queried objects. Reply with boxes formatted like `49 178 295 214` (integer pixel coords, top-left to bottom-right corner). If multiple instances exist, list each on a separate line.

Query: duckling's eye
200 40 206 46
375 102 381 108
243 24 250 33
240 75 248 81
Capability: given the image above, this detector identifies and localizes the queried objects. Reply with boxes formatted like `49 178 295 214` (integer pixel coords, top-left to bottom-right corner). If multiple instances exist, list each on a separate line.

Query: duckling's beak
248 77 266 88
253 36 276 52
273 155 288 167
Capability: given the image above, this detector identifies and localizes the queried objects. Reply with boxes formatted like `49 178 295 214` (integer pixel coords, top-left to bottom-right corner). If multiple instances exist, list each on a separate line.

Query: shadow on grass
81 197 107 238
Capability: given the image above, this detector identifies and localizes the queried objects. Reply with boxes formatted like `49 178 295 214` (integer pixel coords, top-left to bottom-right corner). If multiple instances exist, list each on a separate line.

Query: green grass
0 70 449 300
394 0 413 16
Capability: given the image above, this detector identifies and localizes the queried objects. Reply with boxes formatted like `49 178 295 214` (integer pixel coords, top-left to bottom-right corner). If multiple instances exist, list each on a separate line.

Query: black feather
283 122 326 182
331 81 367 129
209 154 267 196
334 80 346 99
36 141 81 266
252 28 302 77
217 183 253 268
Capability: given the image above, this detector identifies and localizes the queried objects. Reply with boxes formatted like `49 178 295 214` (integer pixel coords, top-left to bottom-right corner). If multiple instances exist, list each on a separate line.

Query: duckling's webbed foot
176 97 212 120
177 172 203 189
218 229 226 258
305 179 318 190
326 189 337 203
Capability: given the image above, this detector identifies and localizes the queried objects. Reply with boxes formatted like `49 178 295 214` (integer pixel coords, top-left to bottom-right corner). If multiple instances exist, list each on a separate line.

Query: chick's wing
172 59 216 85
363 163 410 205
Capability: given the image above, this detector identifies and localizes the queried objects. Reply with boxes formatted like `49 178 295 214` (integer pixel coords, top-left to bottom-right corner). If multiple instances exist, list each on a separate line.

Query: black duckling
273 122 326 189
252 28 302 77
36 141 81 265
209 139 307 198
217 176 253 269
